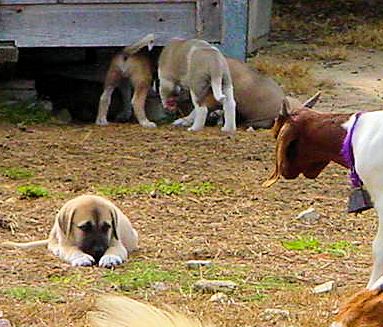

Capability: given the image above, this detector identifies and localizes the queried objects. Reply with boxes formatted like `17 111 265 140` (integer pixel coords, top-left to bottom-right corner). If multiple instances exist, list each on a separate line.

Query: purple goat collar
341 112 364 187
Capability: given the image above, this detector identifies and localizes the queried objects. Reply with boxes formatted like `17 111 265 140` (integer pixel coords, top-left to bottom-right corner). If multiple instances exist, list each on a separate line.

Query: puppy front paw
221 126 236 133
96 118 109 126
69 253 95 267
173 118 192 127
140 120 157 129
99 254 123 268
187 126 203 132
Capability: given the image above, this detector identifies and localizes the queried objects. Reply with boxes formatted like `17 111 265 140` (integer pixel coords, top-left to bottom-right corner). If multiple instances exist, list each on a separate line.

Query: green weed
0 167 34 180
4 286 63 303
282 236 356 257
103 262 177 291
98 180 215 197
0 100 51 125
17 185 49 198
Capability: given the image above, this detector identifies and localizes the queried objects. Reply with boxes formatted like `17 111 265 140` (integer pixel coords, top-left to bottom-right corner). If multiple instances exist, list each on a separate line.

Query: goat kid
264 97 383 288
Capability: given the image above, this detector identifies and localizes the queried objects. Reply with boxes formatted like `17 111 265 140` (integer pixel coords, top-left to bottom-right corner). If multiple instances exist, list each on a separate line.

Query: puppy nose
93 246 106 260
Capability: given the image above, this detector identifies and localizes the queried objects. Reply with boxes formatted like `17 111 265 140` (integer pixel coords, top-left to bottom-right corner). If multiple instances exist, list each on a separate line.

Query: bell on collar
347 186 374 214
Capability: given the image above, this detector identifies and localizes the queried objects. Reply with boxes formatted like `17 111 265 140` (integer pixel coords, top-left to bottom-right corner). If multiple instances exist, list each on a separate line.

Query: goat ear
57 206 76 238
303 91 321 109
280 98 291 117
263 123 298 187
123 34 155 55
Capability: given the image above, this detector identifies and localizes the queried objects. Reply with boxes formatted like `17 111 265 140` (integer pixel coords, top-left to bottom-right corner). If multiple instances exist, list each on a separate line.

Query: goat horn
303 91 321 109
123 34 155 55
280 98 291 117
262 171 280 187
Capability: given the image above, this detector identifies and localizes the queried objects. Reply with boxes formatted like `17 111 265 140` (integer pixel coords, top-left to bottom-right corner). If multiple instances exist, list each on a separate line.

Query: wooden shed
0 0 272 61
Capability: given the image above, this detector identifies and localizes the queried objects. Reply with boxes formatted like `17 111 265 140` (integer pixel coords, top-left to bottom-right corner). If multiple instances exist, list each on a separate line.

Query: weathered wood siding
0 0 272 60
0 0 221 47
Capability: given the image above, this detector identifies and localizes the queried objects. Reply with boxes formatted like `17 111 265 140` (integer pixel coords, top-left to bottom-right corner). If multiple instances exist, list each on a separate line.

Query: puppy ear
58 207 76 238
111 209 119 240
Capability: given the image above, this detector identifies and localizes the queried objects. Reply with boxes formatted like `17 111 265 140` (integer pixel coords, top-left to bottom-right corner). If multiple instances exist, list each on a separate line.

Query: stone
209 292 228 303
313 280 335 294
40 100 53 112
151 282 168 292
193 279 237 293
54 108 72 124
186 260 213 269
260 308 290 321
297 207 320 222
0 319 11 327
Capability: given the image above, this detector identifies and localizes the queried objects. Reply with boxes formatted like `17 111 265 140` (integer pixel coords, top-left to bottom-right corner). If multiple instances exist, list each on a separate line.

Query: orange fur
334 288 383 327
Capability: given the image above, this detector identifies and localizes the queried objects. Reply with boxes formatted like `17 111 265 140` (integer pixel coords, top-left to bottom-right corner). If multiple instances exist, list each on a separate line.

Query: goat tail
123 34 155 55
211 73 226 103
1 239 49 249
89 295 215 327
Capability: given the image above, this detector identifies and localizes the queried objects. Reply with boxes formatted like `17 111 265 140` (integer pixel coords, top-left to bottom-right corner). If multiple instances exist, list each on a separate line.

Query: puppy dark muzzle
80 235 109 264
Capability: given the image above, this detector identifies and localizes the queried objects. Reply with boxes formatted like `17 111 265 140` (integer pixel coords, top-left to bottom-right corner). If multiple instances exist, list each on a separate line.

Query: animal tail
1 239 49 249
123 34 155 55
210 72 226 103
89 295 215 327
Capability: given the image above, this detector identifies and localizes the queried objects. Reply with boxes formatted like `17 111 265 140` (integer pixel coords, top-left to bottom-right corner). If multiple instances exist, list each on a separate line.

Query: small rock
194 279 237 293
149 190 158 198
313 280 335 294
40 100 53 112
151 282 168 292
54 108 72 124
209 292 228 303
297 207 320 222
246 126 255 132
180 174 192 183
186 260 213 269
260 308 290 321
0 319 11 327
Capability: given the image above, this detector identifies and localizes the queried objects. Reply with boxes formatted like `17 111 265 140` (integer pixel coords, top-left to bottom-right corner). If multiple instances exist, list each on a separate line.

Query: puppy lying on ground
159 38 236 133
96 34 159 128
331 275 383 327
90 295 214 327
1 195 138 268
173 57 285 131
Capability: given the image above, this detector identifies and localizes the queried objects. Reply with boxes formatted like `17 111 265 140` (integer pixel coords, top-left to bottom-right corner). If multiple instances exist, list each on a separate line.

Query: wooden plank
198 0 221 40
247 0 272 53
0 3 206 47
219 0 248 60
0 0 193 4
1 0 56 4
60 0 195 4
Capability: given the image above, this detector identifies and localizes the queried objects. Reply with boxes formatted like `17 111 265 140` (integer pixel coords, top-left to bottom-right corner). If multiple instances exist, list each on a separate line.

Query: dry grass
248 57 315 94
324 22 383 50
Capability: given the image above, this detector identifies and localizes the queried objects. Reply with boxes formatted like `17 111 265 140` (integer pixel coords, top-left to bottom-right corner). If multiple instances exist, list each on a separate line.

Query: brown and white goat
264 95 383 289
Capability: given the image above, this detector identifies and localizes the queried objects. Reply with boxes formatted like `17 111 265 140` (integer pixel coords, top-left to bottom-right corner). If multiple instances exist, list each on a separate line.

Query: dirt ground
1 2 383 327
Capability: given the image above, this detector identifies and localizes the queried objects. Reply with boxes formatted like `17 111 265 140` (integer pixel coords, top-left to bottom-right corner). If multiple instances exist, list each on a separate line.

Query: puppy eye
78 222 92 232
101 223 111 233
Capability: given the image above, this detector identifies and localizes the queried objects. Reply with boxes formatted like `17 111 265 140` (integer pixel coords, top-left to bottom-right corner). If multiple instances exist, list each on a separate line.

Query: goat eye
78 223 92 232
